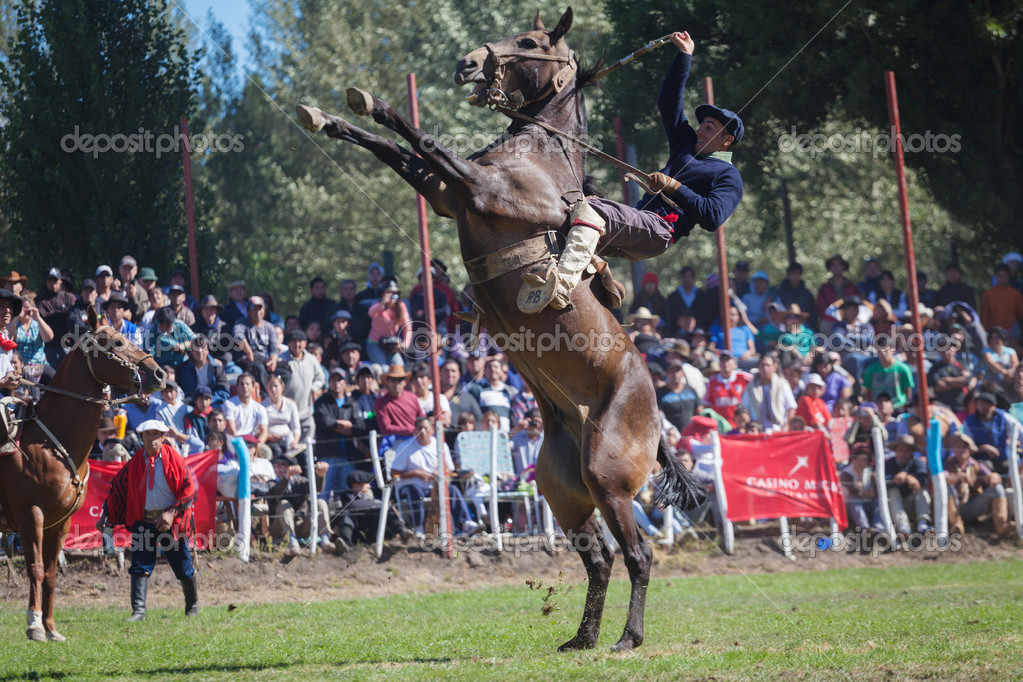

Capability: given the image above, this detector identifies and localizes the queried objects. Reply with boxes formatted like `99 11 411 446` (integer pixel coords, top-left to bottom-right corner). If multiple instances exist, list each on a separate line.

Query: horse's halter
78 329 151 403
477 42 577 110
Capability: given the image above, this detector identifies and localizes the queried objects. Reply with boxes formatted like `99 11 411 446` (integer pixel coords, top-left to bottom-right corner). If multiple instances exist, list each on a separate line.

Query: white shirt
0 335 13 380
225 396 268 436
143 453 177 510
392 436 455 490
417 392 451 419
262 396 301 440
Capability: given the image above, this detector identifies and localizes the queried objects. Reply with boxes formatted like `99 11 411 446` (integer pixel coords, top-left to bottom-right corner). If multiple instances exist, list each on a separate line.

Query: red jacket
106 442 196 539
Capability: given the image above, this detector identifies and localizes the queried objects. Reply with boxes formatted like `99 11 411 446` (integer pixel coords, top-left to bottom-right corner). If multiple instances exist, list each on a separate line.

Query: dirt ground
2 522 1019 611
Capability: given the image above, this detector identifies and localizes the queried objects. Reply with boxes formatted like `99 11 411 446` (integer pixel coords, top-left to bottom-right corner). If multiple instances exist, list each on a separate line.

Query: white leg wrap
551 201 606 310
27 609 42 629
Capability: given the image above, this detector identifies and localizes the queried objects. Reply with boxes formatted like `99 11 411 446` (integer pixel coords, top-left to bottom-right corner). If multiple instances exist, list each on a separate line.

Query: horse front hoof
46 630 66 642
346 88 374 116
611 633 642 652
558 634 596 651
26 626 46 642
295 105 328 132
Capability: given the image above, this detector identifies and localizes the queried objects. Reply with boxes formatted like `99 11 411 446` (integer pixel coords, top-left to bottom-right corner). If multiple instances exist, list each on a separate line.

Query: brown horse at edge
297 8 705 651
0 307 166 641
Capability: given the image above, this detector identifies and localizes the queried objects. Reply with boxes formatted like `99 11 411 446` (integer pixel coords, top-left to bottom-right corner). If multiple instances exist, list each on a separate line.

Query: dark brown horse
297 8 703 651
0 307 165 641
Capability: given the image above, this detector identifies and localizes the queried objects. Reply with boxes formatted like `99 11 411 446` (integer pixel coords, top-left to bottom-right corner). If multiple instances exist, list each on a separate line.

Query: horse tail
653 434 708 512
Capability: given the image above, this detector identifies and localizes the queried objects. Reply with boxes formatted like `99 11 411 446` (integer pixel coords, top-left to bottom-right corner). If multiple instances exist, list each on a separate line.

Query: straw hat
382 364 411 380
785 303 809 320
0 271 28 288
625 307 660 327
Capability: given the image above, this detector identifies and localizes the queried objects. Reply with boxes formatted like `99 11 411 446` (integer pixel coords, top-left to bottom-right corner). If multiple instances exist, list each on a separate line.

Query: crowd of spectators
3 247 1022 555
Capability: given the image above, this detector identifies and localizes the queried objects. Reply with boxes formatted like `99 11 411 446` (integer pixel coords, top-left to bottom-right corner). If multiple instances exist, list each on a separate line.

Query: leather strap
463 232 562 285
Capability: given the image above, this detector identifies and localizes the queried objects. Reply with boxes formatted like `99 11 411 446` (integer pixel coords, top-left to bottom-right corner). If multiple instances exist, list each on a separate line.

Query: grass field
2 558 1021 680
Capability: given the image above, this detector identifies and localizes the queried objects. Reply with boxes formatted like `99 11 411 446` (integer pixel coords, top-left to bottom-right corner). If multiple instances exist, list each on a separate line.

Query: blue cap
695 104 744 144
752 270 769 282
331 309 352 321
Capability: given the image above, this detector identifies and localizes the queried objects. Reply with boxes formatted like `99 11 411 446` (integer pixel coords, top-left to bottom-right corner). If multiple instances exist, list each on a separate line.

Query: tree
0 0 198 281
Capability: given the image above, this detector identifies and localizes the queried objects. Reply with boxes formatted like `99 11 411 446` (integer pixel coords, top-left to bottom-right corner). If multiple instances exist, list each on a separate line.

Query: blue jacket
638 52 743 240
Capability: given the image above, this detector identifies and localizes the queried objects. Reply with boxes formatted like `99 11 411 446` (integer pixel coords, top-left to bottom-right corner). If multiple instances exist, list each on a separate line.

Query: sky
180 0 252 68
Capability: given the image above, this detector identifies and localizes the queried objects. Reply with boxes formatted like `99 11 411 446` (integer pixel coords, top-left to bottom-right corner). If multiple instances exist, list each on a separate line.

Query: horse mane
575 51 604 89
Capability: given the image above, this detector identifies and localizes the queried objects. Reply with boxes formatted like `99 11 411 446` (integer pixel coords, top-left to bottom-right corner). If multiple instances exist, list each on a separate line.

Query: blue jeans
128 521 195 579
397 479 473 533
319 458 356 504
366 340 403 367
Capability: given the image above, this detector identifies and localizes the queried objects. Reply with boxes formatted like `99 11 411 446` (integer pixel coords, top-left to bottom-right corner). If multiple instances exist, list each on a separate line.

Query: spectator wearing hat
980 327 1019 389
299 276 336 330
547 31 742 300
777 262 818 332
374 364 424 455
664 266 705 338
9 291 55 383
0 288 24 392
858 256 883 302
934 263 976 309
829 296 874 377
280 330 324 441
980 264 1023 339
312 367 367 500
102 292 142 347
166 284 195 326
870 270 907 321
962 391 1012 474
222 280 248 328
839 443 881 531
796 373 832 432
191 294 238 371
704 352 752 428
741 353 796 432
883 433 932 534
178 336 229 405
817 255 862 330
0 271 28 298
322 309 356 369
367 280 410 367
233 295 279 388
163 270 197 310
35 267 77 366
945 432 1013 538
776 304 814 358
353 262 387 346
861 344 915 410
101 419 200 621
145 307 195 370
134 267 160 316
93 265 115 308
629 271 666 321
741 270 773 328
625 307 663 355
117 256 145 314
268 454 335 554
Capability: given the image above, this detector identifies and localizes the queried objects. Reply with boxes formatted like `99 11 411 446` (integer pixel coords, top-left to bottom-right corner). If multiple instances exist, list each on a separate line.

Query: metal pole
304 441 317 555
407 73 452 557
702 77 731 351
179 118 200 300
884 72 930 427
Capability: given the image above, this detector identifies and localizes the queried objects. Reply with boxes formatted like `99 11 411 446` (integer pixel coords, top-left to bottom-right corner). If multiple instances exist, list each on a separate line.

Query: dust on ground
2 521 1019 610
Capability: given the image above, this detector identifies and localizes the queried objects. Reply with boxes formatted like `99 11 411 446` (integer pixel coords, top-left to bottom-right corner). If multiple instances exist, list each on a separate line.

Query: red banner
719 431 848 528
63 449 220 550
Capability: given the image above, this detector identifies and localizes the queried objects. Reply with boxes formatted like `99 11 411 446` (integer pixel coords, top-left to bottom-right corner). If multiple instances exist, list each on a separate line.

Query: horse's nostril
153 368 166 383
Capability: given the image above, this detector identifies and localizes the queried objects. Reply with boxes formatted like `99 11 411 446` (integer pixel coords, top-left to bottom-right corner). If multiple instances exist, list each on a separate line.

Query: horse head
455 7 576 111
81 306 166 397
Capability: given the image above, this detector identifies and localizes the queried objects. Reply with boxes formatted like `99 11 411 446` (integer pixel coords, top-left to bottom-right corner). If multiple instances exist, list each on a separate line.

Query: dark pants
129 521 195 580
336 497 408 544
397 479 473 533
589 198 674 261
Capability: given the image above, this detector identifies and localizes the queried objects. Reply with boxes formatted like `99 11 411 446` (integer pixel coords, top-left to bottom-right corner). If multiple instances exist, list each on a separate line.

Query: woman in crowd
367 280 410 367
8 292 55 383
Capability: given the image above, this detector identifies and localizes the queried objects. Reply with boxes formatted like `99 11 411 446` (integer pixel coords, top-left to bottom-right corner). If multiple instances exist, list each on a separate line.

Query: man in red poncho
102 420 199 622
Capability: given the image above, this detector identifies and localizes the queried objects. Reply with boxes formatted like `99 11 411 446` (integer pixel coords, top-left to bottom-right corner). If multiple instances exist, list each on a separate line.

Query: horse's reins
477 35 683 210
10 332 153 530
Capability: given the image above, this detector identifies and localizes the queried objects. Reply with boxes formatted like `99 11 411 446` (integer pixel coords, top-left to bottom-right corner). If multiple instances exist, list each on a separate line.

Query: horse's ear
549 7 573 44
533 10 545 31
87 305 99 331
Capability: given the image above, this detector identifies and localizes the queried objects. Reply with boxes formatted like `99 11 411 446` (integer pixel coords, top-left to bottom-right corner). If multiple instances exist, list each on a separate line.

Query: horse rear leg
41 529 66 641
17 506 46 642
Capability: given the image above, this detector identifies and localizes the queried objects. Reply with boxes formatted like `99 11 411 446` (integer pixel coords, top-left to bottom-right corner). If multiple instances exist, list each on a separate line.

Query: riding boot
125 574 148 622
523 200 604 310
590 255 625 309
181 576 199 616
991 497 1013 539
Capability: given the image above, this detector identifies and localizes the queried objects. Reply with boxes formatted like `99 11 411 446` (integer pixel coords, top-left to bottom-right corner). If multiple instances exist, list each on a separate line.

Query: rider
0 288 23 392
542 31 744 310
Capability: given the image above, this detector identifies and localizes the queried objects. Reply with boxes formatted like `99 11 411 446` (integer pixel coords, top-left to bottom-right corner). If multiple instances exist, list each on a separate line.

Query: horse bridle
475 43 577 110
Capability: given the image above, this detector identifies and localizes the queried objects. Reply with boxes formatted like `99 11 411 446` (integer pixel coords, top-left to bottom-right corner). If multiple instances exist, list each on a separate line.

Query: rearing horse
297 7 703 651
0 307 165 641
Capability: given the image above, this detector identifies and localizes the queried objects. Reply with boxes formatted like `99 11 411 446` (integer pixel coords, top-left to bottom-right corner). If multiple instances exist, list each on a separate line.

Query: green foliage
1 559 1021 678
0 0 201 283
